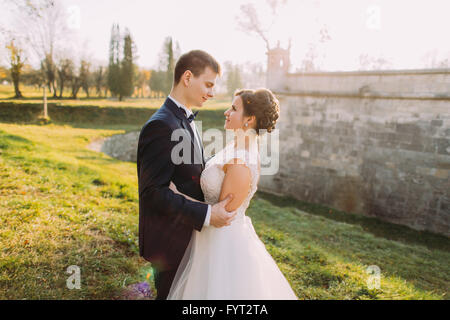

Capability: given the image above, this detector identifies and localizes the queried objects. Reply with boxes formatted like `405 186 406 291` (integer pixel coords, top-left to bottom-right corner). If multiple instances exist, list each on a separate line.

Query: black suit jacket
137 98 208 271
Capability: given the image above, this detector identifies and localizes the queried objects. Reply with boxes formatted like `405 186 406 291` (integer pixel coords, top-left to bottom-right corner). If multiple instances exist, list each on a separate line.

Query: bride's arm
219 159 252 212
169 181 203 203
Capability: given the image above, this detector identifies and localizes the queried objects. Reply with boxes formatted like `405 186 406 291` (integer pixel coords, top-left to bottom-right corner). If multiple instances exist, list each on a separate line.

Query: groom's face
186 67 218 107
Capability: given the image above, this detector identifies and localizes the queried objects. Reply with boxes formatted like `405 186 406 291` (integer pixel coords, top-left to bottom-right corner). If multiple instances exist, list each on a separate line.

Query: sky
2 0 450 71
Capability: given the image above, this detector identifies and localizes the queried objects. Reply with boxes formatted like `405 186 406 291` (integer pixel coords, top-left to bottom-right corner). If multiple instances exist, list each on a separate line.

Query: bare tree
237 3 270 51
12 0 72 96
241 61 266 88
237 1 334 72
358 53 392 71
79 59 91 98
236 0 287 51
1 15 28 98
42 53 57 96
69 63 81 99
299 43 319 72
15 1 70 58
56 57 74 98
421 50 450 69
5 0 46 16
297 23 332 72
22 67 45 89
93 65 107 98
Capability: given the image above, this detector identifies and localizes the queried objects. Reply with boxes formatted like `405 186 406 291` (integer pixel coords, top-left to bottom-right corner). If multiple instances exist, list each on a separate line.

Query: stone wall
283 69 450 98
261 69 450 236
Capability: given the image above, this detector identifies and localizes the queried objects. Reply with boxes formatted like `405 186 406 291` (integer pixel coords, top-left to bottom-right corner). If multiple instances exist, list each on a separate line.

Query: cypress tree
107 23 120 97
165 37 174 95
119 29 134 101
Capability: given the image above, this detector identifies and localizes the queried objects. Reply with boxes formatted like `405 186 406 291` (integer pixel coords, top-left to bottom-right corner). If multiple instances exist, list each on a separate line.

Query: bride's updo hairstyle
235 88 280 135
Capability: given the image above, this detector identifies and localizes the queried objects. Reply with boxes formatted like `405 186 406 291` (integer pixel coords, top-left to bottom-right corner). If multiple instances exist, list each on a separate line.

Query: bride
167 88 297 300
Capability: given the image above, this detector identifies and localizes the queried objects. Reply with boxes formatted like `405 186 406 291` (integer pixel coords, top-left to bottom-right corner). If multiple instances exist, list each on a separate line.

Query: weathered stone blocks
260 70 450 236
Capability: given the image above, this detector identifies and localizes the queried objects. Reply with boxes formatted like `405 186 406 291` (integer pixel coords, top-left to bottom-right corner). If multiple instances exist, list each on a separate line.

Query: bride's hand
169 181 202 203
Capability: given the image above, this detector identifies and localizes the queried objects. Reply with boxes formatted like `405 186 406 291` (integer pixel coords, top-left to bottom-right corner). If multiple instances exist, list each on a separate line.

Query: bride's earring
244 123 248 127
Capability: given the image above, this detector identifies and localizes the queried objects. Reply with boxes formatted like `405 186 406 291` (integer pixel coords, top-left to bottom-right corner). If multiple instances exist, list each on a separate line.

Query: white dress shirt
168 95 212 227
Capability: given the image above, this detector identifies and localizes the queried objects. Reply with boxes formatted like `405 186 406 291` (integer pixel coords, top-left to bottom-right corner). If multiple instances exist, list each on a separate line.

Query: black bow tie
183 109 199 123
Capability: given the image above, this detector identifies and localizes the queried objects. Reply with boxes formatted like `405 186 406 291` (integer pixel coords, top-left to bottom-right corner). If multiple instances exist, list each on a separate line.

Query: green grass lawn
0 121 449 299
0 123 144 299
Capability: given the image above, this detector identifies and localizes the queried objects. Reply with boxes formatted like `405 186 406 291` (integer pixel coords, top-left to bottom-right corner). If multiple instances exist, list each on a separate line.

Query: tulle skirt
167 215 298 300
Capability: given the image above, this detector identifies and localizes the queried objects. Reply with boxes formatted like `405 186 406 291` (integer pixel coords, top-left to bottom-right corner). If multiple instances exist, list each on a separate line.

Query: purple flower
122 282 154 300
136 282 150 296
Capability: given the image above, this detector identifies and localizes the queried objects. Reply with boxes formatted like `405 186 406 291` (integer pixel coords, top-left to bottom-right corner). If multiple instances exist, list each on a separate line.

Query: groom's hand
210 194 237 228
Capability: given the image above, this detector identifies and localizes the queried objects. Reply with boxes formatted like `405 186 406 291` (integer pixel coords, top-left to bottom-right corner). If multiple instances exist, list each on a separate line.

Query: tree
358 53 392 71
79 59 91 98
118 30 134 101
154 36 180 96
136 68 151 98
421 49 450 69
225 62 243 96
106 24 136 100
6 40 25 98
68 62 81 99
299 43 319 72
149 70 166 98
236 0 288 51
237 1 332 72
41 53 57 96
237 3 270 51
5 0 49 17
165 37 174 94
107 23 121 98
241 61 266 89
22 66 44 89
12 0 71 97
70 74 81 99
56 58 74 98
93 66 107 97
0 66 8 82
296 23 331 72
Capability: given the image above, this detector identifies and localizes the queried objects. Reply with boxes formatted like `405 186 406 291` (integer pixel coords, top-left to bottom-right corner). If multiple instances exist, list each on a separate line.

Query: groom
137 50 236 300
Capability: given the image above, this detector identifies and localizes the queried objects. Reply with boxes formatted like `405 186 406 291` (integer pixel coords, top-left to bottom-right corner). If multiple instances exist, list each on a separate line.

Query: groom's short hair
174 50 221 85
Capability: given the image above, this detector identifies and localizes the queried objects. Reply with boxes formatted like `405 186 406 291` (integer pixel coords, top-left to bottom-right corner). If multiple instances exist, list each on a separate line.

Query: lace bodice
200 142 260 221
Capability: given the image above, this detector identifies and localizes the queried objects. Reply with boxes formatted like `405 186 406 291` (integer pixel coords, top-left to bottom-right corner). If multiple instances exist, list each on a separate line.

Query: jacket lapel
163 98 205 168
193 122 206 166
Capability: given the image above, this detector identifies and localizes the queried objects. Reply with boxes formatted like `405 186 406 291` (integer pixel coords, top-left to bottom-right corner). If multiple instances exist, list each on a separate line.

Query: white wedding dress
167 134 298 300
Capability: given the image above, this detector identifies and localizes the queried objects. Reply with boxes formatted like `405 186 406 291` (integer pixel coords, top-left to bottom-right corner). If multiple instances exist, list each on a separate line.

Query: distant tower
266 40 291 91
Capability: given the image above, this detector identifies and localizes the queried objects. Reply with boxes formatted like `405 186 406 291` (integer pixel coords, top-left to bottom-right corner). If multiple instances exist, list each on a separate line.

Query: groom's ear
182 70 193 87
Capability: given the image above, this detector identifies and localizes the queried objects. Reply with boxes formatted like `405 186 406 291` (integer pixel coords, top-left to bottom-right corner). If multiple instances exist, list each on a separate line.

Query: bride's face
224 95 246 130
